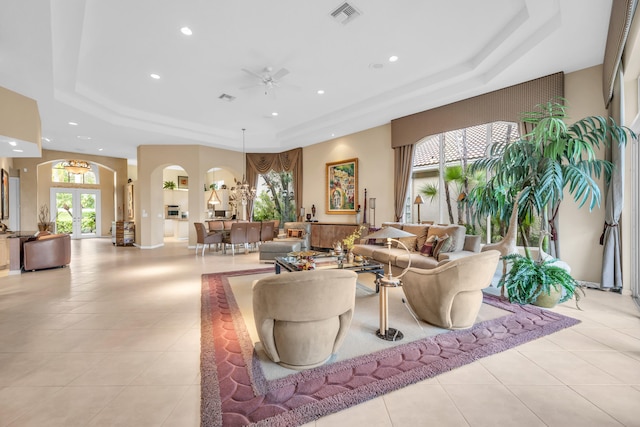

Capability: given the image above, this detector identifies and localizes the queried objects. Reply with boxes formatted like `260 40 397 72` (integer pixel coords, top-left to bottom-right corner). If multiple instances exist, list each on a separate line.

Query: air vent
218 93 236 102
330 2 361 25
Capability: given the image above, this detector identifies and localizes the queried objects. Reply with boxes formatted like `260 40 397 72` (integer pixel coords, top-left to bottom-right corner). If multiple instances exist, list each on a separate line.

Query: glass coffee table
274 253 384 294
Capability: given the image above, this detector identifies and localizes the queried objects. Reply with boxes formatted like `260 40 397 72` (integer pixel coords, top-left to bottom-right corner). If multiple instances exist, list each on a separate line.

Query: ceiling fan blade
241 68 264 79
271 68 289 81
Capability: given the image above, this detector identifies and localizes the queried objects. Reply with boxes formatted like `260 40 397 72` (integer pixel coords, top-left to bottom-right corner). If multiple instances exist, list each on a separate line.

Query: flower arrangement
342 225 366 251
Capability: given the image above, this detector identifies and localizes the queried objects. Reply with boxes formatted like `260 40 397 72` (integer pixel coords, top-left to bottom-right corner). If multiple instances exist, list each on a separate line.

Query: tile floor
1 238 639 426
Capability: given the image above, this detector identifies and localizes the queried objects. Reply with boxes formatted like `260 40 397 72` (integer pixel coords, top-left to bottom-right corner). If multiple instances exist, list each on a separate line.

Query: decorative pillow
397 236 417 252
287 228 304 238
432 234 455 258
402 224 429 251
426 225 466 252
420 234 438 256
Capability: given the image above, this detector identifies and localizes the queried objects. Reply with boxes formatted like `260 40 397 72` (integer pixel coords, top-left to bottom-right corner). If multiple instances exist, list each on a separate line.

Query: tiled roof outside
413 122 520 168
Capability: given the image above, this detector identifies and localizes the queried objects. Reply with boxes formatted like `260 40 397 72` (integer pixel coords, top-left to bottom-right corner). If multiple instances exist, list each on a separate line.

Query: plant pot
532 285 562 308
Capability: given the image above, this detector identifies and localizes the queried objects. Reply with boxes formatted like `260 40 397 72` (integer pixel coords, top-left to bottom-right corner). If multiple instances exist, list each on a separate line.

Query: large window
252 170 297 223
411 121 519 238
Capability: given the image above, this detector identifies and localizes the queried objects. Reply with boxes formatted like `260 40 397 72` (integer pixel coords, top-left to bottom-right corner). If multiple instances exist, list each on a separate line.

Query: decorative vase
532 285 562 308
347 250 354 264
355 213 361 224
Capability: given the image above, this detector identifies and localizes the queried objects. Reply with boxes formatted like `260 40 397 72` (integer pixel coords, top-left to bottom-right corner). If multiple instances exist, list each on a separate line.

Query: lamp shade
366 226 415 240
414 195 424 205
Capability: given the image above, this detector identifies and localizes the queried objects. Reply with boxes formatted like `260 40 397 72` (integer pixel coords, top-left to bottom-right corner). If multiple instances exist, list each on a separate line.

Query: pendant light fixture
62 159 91 174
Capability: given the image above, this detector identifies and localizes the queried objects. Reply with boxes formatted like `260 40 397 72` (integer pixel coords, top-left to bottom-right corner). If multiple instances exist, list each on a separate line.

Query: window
411 121 520 235
52 162 99 184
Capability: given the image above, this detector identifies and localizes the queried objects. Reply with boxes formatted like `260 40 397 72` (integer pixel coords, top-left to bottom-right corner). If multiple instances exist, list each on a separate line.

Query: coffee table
274 254 384 294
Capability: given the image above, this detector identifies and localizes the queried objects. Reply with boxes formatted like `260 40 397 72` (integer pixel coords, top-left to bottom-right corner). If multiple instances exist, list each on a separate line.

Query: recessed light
389 55 399 62
317 89 325 95
12 149 23 153
8 141 16 146
369 63 384 69
77 135 92 140
271 112 279 117
42 137 51 142
150 73 161 80
180 26 193 36
98 148 104 152
68 121 78 126
331 133 335 137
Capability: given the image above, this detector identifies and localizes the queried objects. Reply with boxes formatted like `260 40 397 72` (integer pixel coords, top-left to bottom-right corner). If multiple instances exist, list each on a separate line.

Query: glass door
50 188 101 239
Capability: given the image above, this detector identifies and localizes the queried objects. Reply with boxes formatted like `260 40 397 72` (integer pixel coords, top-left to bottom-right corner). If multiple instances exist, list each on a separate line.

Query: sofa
23 233 71 271
352 222 481 271
259 221 311 262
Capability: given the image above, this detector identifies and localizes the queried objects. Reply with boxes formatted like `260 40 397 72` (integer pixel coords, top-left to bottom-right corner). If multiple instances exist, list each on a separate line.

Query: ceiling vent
330 2 361 25
218 93 236 102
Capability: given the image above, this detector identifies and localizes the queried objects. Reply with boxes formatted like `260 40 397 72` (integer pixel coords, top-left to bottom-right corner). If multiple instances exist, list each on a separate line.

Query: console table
309 222 368 249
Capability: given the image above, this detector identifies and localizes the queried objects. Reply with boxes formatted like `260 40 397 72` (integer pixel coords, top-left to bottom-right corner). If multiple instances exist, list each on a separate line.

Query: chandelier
232 128 257 204
62 159 91 174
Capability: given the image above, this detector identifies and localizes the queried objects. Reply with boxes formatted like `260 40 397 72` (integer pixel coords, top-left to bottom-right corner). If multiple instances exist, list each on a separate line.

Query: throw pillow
287 228 304 238
432 234 455 258
397 236 417 252
402 224 429 251
420 234 437 256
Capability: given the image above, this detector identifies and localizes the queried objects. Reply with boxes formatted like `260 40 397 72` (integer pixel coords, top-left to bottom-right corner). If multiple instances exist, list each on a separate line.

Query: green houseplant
163 180 176 190
467 99 635 306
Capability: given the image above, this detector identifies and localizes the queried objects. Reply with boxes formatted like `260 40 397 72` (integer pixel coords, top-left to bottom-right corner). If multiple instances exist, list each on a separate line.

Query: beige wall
302 125 395 226
136 145 242 248
13 150 128 235
559 65 609 283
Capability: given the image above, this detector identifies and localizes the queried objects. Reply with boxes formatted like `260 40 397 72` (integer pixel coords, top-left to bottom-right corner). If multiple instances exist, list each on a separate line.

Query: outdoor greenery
252 171 297 222
54 193 97 234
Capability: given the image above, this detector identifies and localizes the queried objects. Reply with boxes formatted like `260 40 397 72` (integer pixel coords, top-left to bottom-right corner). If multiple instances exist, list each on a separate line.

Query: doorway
50 188 101 239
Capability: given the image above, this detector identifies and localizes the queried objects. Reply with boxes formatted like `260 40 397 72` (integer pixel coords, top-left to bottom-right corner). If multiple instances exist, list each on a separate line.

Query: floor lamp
365 226 415 341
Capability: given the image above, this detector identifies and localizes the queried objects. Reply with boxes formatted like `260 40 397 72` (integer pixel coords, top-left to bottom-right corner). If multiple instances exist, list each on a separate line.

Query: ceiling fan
241 66 291 94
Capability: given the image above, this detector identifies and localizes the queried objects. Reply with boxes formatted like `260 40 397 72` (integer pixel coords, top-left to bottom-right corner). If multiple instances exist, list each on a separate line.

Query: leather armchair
23 233 71 271
253 269 357 370
401 250 500 329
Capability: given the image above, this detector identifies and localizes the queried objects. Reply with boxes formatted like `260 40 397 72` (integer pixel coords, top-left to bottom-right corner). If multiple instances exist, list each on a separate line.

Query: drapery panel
600 69 625 290
394 144 415 222
246 148 303 219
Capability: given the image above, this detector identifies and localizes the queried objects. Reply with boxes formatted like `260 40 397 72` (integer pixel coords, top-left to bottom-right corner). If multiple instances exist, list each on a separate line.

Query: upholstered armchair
194 222 223 256
252 269 357 370
401 250 500 329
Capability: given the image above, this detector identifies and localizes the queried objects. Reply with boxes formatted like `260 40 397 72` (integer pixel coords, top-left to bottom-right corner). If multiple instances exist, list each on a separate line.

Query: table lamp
365 225 415 341
414 195 424 223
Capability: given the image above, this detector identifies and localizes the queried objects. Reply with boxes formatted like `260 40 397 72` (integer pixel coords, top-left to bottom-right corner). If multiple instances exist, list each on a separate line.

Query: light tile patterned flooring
0 238 639 426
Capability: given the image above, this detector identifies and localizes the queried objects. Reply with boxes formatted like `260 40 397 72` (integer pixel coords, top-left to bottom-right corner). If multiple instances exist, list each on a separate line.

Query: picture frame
326 158 358 214
177 175 189 189
126 183 134 220
1 168 8 220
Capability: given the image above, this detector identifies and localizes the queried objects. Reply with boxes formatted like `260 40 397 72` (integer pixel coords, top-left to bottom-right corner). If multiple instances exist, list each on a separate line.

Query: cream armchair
252 269 357 370
401 250 500 329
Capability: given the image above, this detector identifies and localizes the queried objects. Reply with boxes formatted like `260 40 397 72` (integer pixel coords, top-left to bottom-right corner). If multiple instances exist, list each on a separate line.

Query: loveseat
352 222 480 271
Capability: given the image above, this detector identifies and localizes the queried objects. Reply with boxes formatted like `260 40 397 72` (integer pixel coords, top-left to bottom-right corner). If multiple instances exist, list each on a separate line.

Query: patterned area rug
201 268 580 426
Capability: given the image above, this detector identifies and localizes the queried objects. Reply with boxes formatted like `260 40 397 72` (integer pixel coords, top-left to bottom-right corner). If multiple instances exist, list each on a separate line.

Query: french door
50 188 101 239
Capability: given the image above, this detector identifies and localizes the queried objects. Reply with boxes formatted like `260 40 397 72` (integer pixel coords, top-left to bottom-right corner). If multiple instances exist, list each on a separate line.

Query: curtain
600 69 625 291
393 144 415 222
246 148 303 220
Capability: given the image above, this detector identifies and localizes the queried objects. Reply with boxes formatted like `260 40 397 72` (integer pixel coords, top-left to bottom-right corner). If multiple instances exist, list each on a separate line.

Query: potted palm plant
467 99 635 306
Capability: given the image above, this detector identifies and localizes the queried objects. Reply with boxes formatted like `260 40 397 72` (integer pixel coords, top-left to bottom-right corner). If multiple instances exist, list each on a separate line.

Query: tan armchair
252 269 357 370
401 250 500 329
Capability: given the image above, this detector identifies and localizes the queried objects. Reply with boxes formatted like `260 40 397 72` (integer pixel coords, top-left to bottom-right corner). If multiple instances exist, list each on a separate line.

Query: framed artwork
177 175 189 189
326 158 358 214
1 168 8 220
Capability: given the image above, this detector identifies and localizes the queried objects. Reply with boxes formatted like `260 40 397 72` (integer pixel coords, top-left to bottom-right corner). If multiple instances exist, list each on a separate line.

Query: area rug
201 268 580 426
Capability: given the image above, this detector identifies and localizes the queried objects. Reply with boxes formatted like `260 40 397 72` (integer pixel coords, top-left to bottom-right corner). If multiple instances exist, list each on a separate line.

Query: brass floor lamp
366 226 416 341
